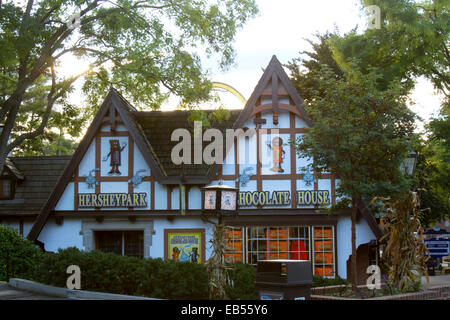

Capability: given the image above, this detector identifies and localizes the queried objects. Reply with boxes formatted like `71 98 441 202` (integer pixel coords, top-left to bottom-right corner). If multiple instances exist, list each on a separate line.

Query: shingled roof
0 156 71 217
133 109 242 177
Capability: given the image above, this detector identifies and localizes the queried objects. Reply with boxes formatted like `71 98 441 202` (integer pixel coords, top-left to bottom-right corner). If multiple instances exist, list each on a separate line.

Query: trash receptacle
256 260 312 300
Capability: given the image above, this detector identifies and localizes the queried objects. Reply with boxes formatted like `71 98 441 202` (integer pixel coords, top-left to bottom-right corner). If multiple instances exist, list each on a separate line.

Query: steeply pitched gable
233 55 312 128
27 89 165 241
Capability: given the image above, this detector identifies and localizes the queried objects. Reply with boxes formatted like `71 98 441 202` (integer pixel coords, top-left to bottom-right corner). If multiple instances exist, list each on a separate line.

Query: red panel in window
290 240 308 260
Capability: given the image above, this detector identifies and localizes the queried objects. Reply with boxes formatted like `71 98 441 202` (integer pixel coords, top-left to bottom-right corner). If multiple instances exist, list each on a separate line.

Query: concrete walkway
2 278 160 300
0 283 68 300
421 275 450 289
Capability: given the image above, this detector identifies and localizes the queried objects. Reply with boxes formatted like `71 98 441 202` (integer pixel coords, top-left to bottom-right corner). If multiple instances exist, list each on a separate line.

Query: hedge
312 275 349 287
28 247 347 299
0 225 42 281
0 225 345 299
32 247 210 299
226 262 258 300
31 247 261 299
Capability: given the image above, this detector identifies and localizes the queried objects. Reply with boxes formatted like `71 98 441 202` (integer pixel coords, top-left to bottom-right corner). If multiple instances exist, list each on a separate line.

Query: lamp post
201 181 239 299
202 182 239 215
401 151 418 176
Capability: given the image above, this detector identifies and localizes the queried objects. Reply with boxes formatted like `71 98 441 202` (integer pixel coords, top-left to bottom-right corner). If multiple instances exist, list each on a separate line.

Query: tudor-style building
0 56 382 280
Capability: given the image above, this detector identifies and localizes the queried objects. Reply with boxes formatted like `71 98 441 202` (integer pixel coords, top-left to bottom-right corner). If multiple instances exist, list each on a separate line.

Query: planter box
311 284 450 300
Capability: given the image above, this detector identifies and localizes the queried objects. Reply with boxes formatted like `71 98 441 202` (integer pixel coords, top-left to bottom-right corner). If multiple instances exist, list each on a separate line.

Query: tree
288 0 449 262
330 0 449 95
0 0 258 171
9 87 87 156
286 32 344 102
427 98 450 187
1 60 86 156
294 62 416 295
0 225 42 281
415 98 450 226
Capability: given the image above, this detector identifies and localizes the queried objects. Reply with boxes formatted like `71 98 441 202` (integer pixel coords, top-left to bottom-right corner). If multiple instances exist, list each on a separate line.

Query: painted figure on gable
102 139 127 175
267 136 285 173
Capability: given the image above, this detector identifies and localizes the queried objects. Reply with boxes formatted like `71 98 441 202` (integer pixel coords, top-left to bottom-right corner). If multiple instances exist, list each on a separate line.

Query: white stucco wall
336 214 376 279
37 218 84 252
150 217 215 260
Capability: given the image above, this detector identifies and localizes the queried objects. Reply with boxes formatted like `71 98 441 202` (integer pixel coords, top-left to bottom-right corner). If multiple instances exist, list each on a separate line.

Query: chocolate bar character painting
102 139 127 175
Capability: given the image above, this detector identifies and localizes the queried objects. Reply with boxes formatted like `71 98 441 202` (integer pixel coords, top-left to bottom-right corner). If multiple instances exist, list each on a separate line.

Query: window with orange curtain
246 227 310 264
312 226 335 277
224 225 335 277
224 227 244 263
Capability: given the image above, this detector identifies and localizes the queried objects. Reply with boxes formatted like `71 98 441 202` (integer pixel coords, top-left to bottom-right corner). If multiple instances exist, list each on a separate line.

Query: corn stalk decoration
203 215 232 300
371 191 430 292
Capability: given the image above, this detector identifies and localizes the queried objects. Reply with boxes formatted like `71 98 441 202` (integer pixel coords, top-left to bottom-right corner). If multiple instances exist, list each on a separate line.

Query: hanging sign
296 190 330 206
78 193 147 208
238 190 330 207
239 191 291 207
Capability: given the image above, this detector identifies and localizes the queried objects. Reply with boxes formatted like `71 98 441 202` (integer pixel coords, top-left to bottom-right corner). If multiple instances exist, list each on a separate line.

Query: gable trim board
26 55 382 245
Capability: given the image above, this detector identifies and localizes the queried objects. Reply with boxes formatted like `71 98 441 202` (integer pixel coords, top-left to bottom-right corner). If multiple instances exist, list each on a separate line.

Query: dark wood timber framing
207 55 312 181
232 55 313 129
224 214 338 227
27 55 383 244
27 89 166 242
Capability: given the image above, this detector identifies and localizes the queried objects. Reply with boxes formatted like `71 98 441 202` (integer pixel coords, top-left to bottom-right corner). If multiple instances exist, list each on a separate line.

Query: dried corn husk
374 192 430 292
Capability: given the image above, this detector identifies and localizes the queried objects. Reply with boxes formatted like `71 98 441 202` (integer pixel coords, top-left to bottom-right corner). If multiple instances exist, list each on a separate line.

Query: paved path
1 277 448 300
0 283 68 300
421 274 450 289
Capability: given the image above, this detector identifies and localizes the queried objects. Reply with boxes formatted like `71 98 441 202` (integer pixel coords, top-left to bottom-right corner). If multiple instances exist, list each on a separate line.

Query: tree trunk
351 197 359 297
0 94 23 174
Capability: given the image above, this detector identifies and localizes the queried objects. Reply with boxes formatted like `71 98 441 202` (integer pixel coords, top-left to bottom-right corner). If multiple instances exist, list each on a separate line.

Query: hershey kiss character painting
102 139 127 175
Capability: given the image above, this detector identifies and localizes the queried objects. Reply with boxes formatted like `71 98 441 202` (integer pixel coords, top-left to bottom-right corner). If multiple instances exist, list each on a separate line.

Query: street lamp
202 182 239 214
201 181 239 299
401 151 418 176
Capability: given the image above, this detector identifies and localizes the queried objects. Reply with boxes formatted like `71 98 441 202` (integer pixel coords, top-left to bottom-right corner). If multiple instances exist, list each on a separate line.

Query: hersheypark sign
78 193 147 208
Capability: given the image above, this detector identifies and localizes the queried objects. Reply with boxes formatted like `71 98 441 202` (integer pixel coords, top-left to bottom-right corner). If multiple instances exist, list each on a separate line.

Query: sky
180 0 445 129
63 0 445 130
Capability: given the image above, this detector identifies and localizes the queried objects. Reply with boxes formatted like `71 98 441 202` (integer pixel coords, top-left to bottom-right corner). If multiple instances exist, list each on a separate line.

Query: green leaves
0 225 42 281
1 0 258 157
333 0 449 93
295 62 416 201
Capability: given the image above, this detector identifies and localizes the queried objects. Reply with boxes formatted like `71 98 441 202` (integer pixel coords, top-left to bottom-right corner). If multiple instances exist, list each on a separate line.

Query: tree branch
5 62 92 154
53 46 123 67
6 62 56 153
39 1 64 24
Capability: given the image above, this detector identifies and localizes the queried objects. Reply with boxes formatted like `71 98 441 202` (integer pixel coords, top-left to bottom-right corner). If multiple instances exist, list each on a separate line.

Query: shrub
0 225 42 281
312 275 349 287
149 259 209 299
33 247 153 296
226 263 258 300
32 247 209 299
